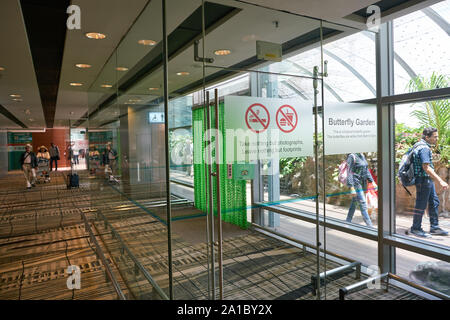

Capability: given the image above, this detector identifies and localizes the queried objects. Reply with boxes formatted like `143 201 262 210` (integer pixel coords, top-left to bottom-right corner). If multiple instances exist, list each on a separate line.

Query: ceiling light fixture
85 32 106 40
116 67 129 72
138 39 156 46
0 67 5 71
214 49 231 56
176 72 190 76
101 84 113 88
76 63 92 69
70 83 83 87
12 98 23 102
148 87 159 91
10 94 21 98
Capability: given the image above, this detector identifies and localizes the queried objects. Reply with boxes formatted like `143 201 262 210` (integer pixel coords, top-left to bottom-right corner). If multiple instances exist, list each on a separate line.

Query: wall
32 128 71 168
0 131 7 177
127 106 166 185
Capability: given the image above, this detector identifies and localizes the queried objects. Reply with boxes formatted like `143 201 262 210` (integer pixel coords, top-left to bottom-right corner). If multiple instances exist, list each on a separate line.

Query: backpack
338 154 356 185
398 142 426 193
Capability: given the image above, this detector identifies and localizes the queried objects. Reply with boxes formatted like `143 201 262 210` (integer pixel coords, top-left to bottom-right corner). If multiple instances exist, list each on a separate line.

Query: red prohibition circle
245 103 270 133
276 104 298 133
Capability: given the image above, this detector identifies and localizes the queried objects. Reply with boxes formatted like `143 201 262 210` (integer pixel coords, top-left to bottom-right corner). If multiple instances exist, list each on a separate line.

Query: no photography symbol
245 103 270 133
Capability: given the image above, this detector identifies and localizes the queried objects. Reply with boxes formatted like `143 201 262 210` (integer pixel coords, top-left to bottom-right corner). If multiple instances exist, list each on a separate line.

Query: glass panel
393 0 450 94
84 0 172 299
394 101 450 247
201 0 325 300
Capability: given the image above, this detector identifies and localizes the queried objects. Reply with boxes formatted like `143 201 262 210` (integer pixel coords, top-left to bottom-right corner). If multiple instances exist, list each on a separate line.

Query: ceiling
0 0 45 129
0 0 444 130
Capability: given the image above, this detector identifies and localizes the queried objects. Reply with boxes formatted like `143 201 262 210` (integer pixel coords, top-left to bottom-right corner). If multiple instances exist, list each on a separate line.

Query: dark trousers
412 177 440 230
50 157 58 171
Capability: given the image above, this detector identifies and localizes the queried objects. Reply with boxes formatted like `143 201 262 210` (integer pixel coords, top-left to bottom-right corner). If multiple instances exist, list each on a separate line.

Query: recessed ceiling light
76 63 92 69
101 84 113 88
116 67 129 72
86 32 106 40
0 66 5 71
70 82 83 87
176 72 190 76
10 94 21 98
148 87 159 91
214 49 231 56
138 39 157 46
12 98 23 102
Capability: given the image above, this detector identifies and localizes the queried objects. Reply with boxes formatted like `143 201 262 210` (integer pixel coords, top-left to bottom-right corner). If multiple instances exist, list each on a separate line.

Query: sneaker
430 227 448 236
410 228 432 238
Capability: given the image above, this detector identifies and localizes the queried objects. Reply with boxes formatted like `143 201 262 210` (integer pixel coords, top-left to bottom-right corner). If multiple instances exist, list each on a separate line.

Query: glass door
199 0 326 300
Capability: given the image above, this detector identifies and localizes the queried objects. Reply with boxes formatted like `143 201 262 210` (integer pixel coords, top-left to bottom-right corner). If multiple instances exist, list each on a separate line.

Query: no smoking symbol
245 103 270 133
276 105 298 133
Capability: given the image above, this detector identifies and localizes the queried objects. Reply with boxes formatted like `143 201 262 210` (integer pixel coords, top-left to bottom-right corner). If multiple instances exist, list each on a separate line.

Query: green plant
407 73 450 164
279 157 307 178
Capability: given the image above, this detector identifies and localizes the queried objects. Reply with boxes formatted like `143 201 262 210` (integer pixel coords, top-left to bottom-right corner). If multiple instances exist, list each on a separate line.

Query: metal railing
339 272 450 300
311 261 361 296
93 209 169 300
80 211 127 300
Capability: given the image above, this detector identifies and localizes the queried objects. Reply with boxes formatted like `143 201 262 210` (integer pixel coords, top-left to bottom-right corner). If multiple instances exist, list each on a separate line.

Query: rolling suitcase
67 172 79 189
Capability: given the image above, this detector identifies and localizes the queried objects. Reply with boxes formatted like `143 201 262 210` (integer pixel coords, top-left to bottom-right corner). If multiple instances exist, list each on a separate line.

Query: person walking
102 144 118 180
20 144 38 189
73 149 79 165
346 152 375 227
49 142 60 171
410 127 449 237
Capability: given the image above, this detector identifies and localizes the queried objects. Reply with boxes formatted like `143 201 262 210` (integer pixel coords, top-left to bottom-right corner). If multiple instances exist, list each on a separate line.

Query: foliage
394 123 422 164
279 157 307 177
406 72 450 165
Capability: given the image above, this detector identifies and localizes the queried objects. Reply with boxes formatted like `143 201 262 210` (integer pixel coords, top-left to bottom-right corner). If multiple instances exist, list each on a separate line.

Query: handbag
366 182 378 209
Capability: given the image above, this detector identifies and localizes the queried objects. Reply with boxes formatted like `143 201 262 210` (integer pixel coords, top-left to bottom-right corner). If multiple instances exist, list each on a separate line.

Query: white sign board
256 40 282 62
149 112 165 124
324 102 377 155
224 96 313 162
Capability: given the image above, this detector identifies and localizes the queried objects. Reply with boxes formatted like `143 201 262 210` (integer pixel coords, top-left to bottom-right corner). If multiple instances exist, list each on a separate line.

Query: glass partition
84 0 173 299
200 0 327 299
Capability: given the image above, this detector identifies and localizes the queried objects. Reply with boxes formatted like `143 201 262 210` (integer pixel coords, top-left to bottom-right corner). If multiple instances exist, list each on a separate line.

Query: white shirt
23 152 32 164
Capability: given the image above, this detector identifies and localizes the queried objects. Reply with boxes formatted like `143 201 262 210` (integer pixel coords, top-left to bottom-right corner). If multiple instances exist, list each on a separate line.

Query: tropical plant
279 157 307 178
407 72 450 165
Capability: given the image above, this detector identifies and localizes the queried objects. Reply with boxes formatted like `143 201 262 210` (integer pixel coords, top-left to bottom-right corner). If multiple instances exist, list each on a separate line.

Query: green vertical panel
192 101 248 229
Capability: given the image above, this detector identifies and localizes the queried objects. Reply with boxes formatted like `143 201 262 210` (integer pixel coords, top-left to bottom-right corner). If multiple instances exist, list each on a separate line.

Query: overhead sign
256 40 282 62
224 96 313 162
324 102 377 155
149 112 165 124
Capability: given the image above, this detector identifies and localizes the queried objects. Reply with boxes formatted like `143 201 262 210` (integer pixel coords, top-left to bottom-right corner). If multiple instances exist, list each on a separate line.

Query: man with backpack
409 127 448 237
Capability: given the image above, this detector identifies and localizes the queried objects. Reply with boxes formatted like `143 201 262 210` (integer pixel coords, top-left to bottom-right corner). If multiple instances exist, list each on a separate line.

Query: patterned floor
0 170 424 300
